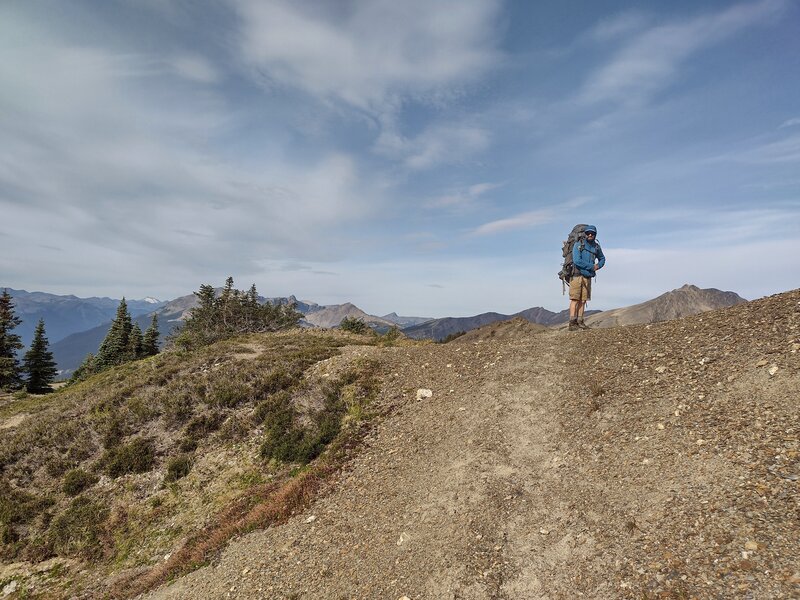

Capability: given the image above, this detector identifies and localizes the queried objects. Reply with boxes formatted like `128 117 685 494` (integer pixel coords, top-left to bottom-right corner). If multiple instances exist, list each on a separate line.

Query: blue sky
2 0 799 317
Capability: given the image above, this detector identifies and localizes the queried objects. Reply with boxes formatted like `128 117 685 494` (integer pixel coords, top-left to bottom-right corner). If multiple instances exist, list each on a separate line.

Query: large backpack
558 224 589 293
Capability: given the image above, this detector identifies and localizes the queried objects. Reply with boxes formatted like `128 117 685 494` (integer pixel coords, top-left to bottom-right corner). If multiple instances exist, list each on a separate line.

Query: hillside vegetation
1 289 798 599
0 328 395 597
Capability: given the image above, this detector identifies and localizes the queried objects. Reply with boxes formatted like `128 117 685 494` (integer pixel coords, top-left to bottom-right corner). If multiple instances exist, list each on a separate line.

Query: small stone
642 458 651 465
655 366 667 374
399 596 411 600
3 581 18 596
756 359 768 367
657 423 665 430
539 528 550 535
696 439 707 446
242 567 250 575
768 365 778 376
164 553 171 561
744 540 758 551
416 388 433 400
305 515 317 524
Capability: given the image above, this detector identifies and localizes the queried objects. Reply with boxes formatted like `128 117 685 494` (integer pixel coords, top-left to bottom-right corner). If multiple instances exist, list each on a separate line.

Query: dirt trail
145 294 799 599
145 328 617 599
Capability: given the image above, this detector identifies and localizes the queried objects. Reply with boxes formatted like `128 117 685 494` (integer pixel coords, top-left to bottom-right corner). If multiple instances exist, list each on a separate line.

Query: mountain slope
302 303 396 330
403 306 599 341
141 288 799 599
585 283 746 328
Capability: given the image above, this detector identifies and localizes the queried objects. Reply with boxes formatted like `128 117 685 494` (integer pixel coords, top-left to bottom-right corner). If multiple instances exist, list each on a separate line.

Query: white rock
655 366 667 374
305 515 317 524
3 581 18 596
416 389 433 400
768 365 779 376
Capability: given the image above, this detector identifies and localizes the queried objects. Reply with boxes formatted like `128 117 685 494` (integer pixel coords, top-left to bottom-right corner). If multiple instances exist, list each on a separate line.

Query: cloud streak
231 0 503 113
579 0 787 107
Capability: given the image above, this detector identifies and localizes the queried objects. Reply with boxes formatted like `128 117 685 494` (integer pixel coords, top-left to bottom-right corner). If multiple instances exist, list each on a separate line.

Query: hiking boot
568 319 579 331
577 319 590 330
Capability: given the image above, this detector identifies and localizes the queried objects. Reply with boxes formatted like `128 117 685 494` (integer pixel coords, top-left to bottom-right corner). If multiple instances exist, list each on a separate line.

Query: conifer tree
0 289 24 390
70 353 96 383
22 319 57 393
142 314 160 357
127 323 143 360
95 298 133 368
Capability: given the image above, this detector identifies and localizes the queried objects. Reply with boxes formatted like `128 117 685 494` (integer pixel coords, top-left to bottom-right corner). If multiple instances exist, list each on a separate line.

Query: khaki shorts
569 276 592 301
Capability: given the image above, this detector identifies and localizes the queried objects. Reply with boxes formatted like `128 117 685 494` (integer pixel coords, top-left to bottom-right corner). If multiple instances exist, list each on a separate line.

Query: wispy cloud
709 134 800 164
579 0 787 107
427 181 502 210
779 117 800 128
231 0 503 114
472 209 554 236
166 55 220 83
376 122 490 170
471 196 592 236
589 11 649 42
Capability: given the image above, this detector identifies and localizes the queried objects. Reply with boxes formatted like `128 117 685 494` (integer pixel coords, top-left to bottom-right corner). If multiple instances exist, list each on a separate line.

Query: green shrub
217 414 250 441
0 480 53 528
440 331 466 343
208 379 250 408
252 368 298 397
63 469 98 496
48 496 109 558
339 316 368 334
178 436 198 452
103 437 155 478
159 385 198 427
259 393 307 463
164 454 192 482
185 411 224 439
99 412 129 449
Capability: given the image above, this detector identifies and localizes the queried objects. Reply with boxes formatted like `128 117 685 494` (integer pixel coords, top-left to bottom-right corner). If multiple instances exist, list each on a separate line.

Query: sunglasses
585 232 595 236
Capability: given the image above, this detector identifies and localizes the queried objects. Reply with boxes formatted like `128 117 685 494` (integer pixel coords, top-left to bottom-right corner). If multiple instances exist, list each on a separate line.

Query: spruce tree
127 323 143 360
0 289 24 390
70 353 96 384
22 319 57 393
95 298 133 369
142 314 160 357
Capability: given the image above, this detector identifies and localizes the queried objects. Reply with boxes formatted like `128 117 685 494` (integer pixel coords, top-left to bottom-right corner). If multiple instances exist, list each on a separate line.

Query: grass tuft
63 469 99 496
103 437 155 478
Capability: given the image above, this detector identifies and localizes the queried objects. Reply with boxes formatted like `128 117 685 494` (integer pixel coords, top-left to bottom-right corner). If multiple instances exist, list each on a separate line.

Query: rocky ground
140 290 799 600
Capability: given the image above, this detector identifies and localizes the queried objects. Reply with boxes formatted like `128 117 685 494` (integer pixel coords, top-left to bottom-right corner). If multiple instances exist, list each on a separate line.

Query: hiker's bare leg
577 302 586 319
570 299 579 319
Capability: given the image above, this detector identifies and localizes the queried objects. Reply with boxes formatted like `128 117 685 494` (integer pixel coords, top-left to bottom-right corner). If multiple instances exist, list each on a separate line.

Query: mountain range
584 284 746 328
5 284 746 374
2 288 165 347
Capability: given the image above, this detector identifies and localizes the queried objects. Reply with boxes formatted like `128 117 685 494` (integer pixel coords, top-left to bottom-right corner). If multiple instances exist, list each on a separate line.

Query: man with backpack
568 224 605 330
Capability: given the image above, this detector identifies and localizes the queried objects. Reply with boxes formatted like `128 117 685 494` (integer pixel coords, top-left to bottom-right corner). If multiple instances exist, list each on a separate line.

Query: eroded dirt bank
146 291 799 599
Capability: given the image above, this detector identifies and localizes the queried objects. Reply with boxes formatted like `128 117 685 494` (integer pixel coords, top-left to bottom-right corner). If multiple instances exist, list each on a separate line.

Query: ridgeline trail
145 291 800 599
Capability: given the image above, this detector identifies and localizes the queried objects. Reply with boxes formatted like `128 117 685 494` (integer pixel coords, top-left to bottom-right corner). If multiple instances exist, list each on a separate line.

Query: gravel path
144 291 799 599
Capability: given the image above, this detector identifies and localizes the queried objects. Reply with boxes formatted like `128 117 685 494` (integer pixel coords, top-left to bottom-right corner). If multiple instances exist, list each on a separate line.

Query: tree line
0 289 160 392
70 299 160 383
1 289 58 393
2 278 301 392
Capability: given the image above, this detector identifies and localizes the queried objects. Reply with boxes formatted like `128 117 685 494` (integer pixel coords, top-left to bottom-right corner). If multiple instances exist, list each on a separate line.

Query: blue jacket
573 231 605 278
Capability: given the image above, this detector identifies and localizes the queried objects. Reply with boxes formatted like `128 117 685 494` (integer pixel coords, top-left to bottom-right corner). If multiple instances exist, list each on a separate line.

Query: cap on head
584 225 597 235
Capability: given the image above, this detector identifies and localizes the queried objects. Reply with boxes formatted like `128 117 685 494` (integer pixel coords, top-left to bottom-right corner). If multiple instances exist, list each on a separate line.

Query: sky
2 0 799 318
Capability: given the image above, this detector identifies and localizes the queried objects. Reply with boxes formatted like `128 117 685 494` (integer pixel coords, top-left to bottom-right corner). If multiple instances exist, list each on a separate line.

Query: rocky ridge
144 289 799 599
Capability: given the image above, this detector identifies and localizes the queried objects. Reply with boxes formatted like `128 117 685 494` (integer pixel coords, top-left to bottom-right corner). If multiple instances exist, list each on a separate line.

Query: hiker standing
569 225 605 330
